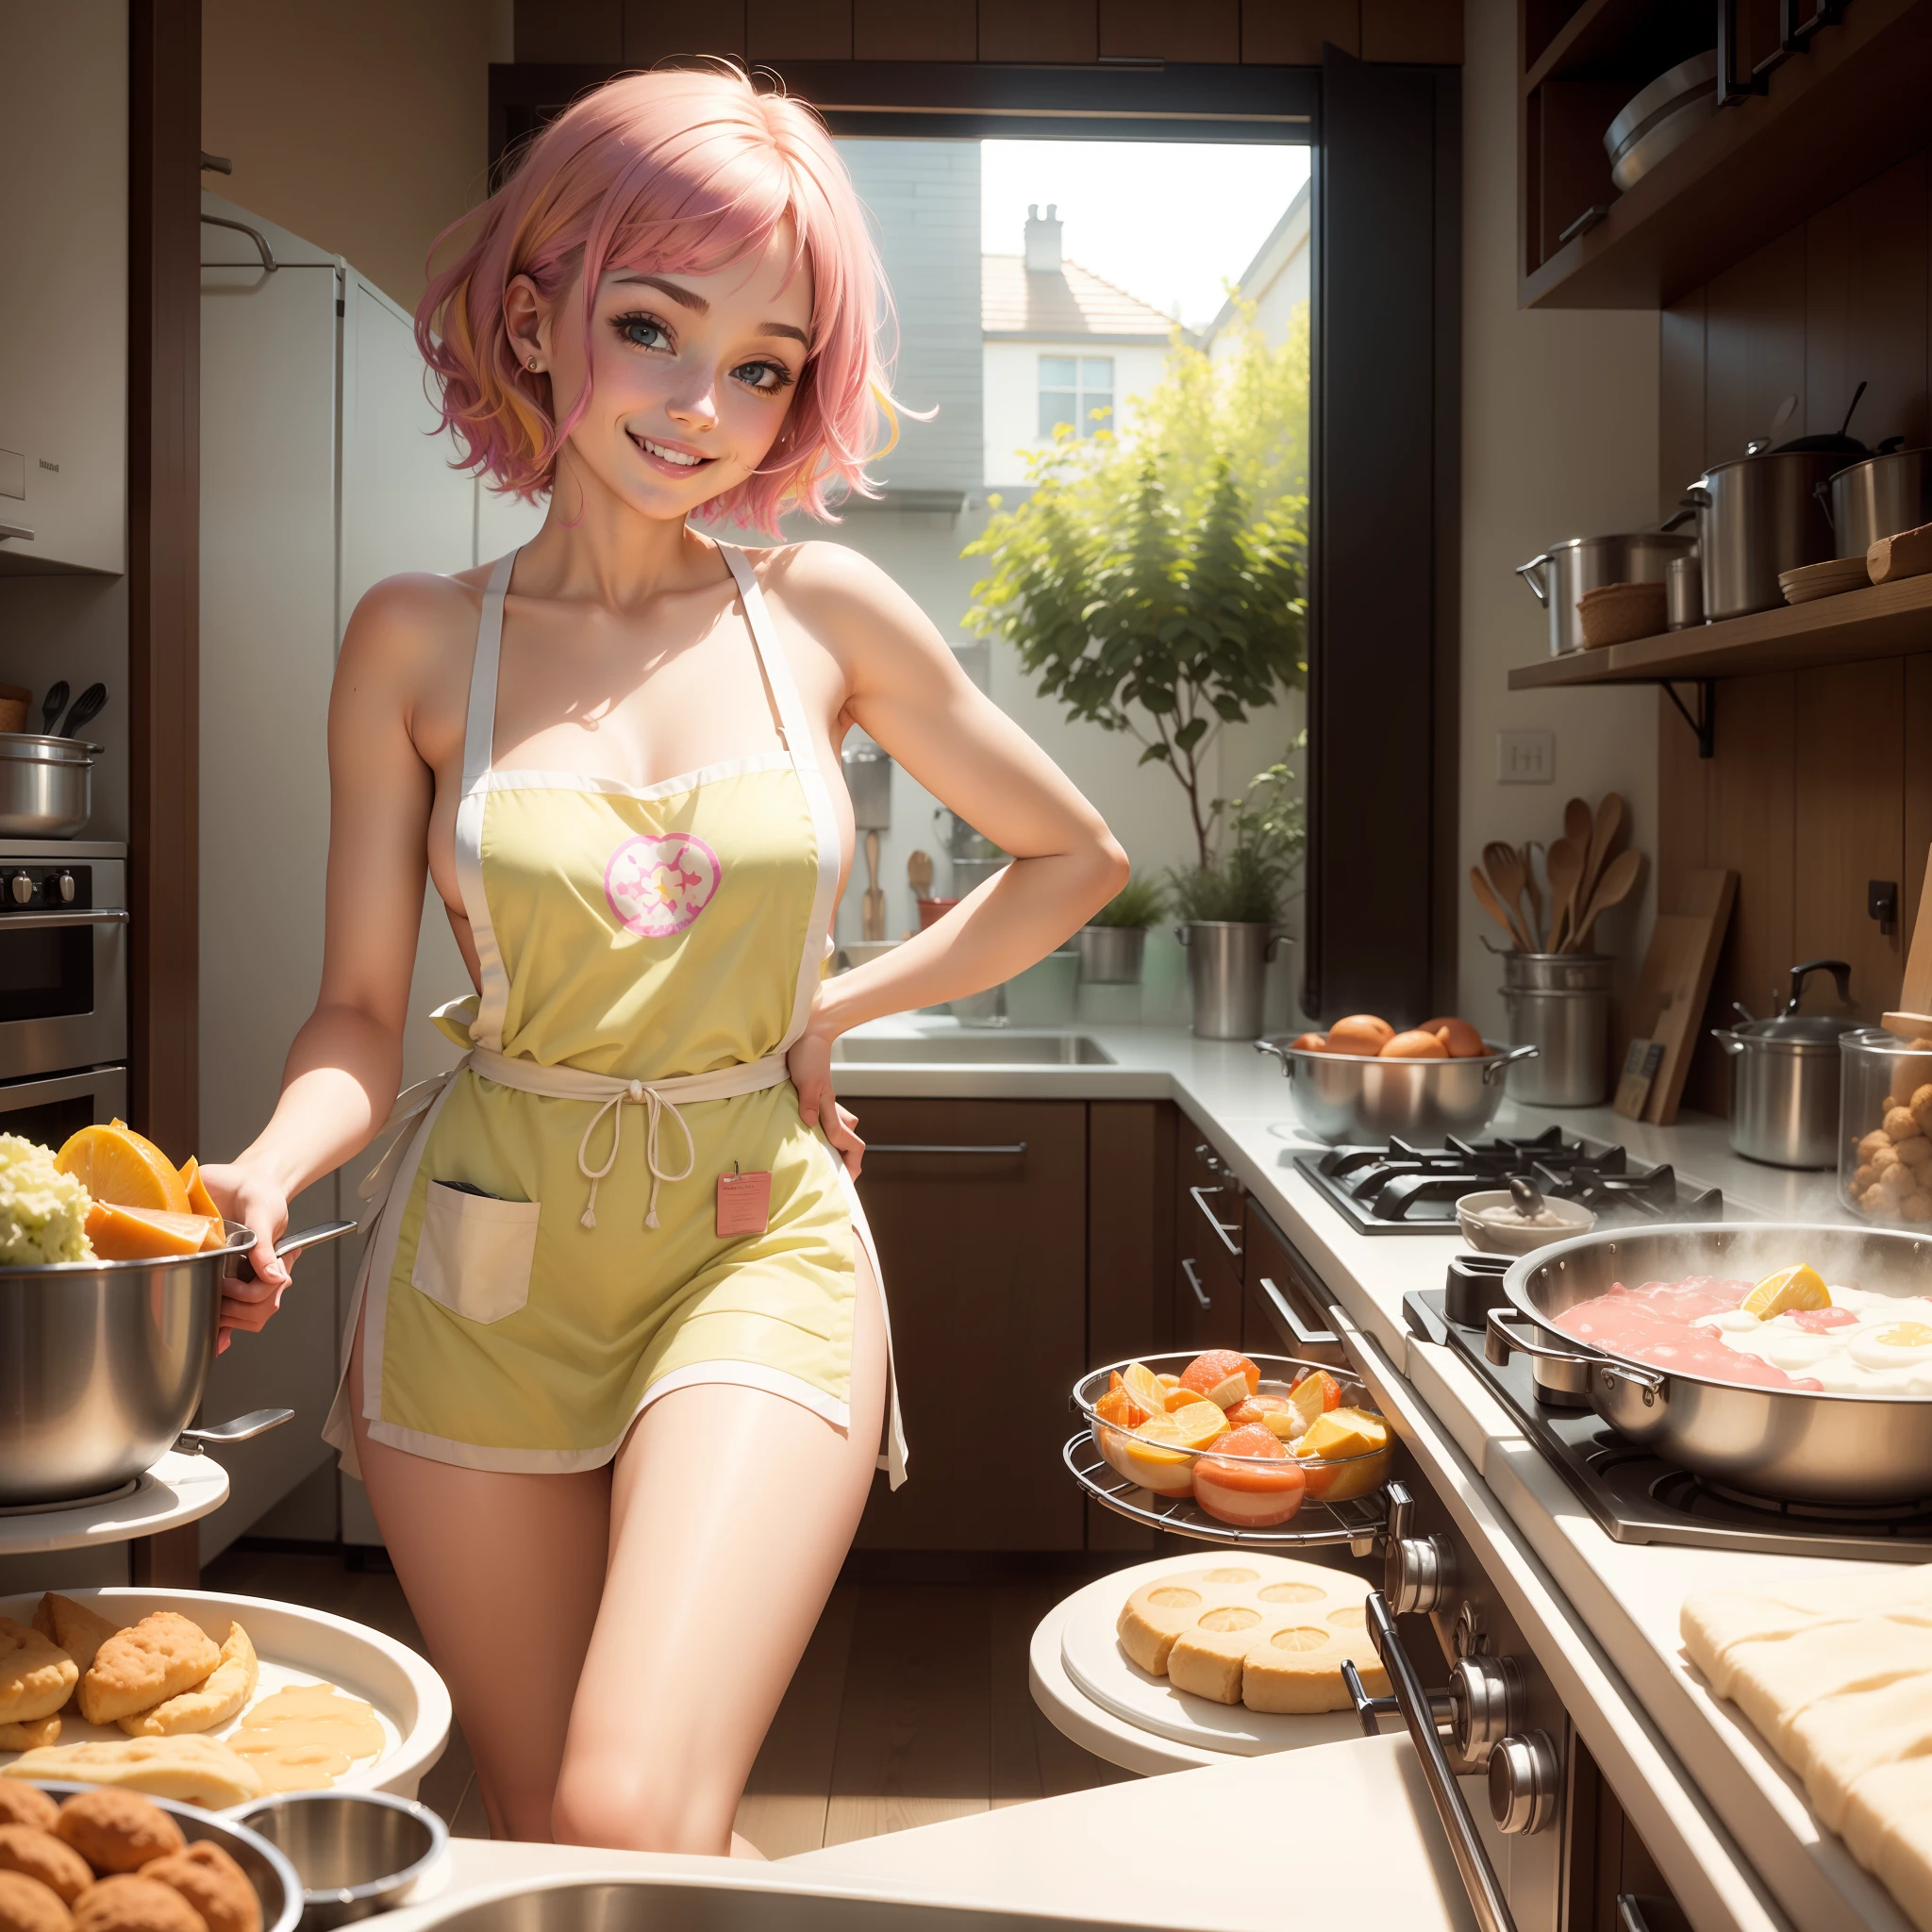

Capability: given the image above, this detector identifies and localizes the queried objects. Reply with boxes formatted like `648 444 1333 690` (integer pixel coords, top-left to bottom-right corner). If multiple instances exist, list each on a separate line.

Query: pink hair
416 67 896 530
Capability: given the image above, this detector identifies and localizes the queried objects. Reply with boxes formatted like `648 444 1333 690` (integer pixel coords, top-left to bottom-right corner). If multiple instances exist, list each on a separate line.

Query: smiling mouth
629 432 713 472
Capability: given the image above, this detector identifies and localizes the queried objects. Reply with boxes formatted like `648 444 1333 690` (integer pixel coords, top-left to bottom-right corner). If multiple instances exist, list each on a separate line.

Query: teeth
640 437 703 468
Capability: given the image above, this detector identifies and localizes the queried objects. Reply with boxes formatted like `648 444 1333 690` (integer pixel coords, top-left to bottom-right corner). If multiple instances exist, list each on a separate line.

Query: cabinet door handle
1257 1274 1340 1350
1189 1184 1242 1257
866 1141 1028 1156
0 520 32 543
1180 1257 1212 1310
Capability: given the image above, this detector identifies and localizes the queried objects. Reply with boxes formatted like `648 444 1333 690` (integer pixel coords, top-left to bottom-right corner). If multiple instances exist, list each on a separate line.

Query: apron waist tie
575 1080 697 1231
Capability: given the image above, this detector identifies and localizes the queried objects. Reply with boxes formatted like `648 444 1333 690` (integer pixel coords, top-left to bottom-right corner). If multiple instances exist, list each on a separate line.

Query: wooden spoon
1484 842 1535 953
907 849 933 901
1471 865 1530 952
1581 791 1626 911
1564 797 1591 852
1545 837 1585 952
1519 843 1544 952
1567 846 1641 953
862 829 886 941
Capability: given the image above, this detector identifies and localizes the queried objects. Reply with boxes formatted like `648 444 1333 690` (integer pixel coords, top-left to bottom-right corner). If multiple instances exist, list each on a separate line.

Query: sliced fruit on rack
1286 1367 1343 1438
1297 1407 1390 1462
1168 1400 1233 1451
1114 1414 1197 1495
56 1122 190 1214
85 1203 224 1260
1226 1393 1298 1439
1179 1349 1261 1409
1121 1361 1169 1424
1742 1263 1831 1321
1192 1424 1307 1527
1094 1385 1134 1427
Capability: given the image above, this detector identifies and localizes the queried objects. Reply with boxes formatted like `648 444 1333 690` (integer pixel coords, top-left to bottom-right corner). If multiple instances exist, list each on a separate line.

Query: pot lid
1732 1014 1847 1048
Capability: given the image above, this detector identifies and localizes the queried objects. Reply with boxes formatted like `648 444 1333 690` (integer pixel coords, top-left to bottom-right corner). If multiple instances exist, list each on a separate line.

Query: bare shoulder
750 540 939 666
336 571 483 698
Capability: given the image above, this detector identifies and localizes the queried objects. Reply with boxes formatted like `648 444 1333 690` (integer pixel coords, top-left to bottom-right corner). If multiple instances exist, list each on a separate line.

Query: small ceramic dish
1455 1190 1596 1256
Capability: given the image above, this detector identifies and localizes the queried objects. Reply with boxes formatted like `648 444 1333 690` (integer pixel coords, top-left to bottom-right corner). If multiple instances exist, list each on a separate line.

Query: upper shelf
1507 573 1932 690
1523 0 1932 309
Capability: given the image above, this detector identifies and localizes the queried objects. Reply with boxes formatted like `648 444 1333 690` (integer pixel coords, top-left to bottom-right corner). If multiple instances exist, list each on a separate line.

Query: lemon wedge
1168 1400 1231 1451
1297 1408 1390 1461
1741 1264 1831 1320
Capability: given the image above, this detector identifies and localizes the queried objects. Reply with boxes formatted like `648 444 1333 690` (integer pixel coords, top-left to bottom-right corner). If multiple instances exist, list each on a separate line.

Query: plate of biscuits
0 1591 449 1809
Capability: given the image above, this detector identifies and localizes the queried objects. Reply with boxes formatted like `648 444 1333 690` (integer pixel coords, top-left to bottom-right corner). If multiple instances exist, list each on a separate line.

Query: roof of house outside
1199 177 1312 348
981 253 1179 343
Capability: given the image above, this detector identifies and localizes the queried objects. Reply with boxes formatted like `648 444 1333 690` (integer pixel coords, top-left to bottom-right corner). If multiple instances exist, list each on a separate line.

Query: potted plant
1172 754 1306 1039
1077 874 1167 984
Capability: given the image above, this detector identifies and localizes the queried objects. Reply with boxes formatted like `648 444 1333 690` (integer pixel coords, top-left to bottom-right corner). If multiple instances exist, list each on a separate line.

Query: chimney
1024 202 1062 273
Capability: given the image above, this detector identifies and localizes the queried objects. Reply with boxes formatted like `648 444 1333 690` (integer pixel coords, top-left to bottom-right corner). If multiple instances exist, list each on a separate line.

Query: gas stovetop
1298 1124 1724 1235
1406 1266 1932 1561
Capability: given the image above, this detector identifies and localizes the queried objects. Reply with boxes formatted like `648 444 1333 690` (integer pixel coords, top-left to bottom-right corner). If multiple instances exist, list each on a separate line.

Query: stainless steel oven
0 1062 128 1147
0 839 125 1081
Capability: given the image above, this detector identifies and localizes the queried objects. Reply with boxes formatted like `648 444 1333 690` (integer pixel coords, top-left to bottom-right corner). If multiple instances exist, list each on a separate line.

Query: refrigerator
197 193 543 1558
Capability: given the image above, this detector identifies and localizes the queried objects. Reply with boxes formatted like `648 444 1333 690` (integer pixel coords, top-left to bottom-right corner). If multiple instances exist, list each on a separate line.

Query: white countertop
832 1018 1902 1932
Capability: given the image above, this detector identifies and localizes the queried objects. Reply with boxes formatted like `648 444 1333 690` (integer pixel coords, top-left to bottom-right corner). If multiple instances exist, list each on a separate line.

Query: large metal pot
1824 446 1932 558
1255 1036 1537 1145
1488 1222 1932 1504
0 735 100 838
1178 922 1286 1040
1500 953 1611 1107
1513 532 1696 657
1675 450 1843 618
0 1218 354 1505
1709 958 1850 1169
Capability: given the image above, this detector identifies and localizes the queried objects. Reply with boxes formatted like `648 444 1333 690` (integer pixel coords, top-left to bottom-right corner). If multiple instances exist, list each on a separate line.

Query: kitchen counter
833 1018 1902 1932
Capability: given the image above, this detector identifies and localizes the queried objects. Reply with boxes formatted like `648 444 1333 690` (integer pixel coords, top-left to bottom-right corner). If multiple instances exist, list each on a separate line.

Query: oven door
0 1063 128 1147
0 868 127 1080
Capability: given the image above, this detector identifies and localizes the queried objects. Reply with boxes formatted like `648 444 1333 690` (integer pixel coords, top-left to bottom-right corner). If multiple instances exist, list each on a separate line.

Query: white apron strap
454 551 519 1052
716 544 842 1053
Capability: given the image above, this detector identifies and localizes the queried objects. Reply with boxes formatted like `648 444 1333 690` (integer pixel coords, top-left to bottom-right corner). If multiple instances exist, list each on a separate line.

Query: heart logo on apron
604 832 722 937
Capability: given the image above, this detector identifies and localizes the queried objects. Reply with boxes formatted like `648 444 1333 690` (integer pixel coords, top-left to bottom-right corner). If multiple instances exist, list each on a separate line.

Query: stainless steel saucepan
1485 1222 1932 1504
0 1218 356 1506
1256 1037 1537 1145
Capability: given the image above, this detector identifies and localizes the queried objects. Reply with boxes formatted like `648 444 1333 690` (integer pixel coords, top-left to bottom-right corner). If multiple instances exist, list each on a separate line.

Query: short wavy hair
416 66 896 530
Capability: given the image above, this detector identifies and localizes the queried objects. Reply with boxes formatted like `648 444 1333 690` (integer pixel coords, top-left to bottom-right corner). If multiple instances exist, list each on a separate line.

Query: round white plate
0 1454 228 1557
1048 1557 1368 1759
0 1587 450 1800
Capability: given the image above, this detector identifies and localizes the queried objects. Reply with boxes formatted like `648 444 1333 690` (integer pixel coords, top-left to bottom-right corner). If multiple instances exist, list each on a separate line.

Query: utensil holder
1076 925 1146 984
1178 922 1286 1040
1500 953 1611 1106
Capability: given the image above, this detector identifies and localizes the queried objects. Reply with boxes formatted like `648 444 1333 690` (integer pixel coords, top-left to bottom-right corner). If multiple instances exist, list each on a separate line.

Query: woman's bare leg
348 1315 611 1840
550 1249 889 1857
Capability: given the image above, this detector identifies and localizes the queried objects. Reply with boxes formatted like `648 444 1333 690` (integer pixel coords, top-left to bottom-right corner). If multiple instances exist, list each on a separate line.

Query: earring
527 357 541 373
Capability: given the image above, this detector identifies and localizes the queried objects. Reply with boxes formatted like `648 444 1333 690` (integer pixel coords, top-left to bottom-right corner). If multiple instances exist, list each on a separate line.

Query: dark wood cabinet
1174 1131 1243 1353
1243 1204 1349 1371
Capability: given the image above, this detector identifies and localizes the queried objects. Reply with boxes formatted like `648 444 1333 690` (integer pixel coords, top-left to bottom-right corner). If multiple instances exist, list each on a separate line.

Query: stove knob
1387 1534 1457 1615
1449 1655 1521 1766
51 873 74 904
8 874 32 906
1489 1729 1561 1835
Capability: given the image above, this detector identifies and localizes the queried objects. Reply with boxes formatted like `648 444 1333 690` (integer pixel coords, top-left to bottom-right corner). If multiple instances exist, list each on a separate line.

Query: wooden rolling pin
1869 522 1932 585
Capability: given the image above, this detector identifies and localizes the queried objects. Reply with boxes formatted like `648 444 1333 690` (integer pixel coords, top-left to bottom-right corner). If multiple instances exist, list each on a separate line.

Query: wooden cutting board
1613 868 1738 1124
1883 846 1932 1040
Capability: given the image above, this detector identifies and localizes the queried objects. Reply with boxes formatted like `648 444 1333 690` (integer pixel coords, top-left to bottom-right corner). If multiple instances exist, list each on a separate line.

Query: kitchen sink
832 1033 1114 1065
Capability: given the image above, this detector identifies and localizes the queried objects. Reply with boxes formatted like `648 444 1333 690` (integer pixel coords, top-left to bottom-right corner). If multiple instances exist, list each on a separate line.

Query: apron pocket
411 1182 541 1324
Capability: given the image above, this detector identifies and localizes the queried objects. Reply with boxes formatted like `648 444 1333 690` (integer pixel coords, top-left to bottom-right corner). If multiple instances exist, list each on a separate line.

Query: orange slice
1122 1361 1169 1424
1115 1414 1195 1495
1298 1407 1390 1462
58 1122 189 1213
1168 1400 1233 1451
179 1156 222 1223
85 1203 222 1260
1287 1368 1342 1438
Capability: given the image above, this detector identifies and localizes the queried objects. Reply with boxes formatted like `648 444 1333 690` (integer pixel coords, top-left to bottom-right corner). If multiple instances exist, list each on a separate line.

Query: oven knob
1387 1534 1457 1615
1489 1729 1561 1835
8 874 31 906
50 873 74 904
1449 1655 1521 1766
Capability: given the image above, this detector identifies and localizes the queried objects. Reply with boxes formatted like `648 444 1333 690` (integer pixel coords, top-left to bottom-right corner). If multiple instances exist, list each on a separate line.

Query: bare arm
201 576 453 1313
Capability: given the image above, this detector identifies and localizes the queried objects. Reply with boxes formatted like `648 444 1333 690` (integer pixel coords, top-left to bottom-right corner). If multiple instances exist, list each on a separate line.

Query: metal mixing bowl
23 1781 301 1932
1256 1038 1538 1145
0 1218 353 1505
233 1791 446 1929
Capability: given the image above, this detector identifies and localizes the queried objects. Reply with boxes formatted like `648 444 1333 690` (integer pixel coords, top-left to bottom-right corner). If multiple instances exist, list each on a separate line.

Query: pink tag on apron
717 1169 773 1238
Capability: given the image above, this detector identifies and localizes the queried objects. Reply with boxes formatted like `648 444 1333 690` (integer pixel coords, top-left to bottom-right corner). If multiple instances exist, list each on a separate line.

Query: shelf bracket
1661 680 1715 759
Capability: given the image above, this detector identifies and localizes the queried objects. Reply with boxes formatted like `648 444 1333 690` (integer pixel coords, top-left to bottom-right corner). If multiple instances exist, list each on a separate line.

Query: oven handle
1360 1591 1521 1932
1257 1274 1340 1350
0 908 130 930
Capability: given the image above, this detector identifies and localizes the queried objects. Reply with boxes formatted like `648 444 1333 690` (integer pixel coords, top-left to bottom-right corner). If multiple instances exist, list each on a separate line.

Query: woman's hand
787 1024 864 1178
197 1160 292 1352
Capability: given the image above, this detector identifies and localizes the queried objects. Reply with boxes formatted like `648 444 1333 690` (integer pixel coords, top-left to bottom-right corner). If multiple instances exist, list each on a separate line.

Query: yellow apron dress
322 544 906 1485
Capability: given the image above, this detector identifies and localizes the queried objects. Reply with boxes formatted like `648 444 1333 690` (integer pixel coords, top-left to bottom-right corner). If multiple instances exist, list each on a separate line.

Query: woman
204 68 1125 1857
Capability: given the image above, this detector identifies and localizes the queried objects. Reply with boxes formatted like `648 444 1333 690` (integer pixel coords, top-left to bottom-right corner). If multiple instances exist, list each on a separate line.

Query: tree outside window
1038 355 1114 440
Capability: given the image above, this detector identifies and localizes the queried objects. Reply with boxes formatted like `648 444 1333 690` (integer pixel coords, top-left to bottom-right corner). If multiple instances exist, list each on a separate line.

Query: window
1039 355 1113 439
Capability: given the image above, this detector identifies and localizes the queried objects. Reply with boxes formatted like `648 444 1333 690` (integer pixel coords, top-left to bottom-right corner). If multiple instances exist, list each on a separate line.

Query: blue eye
735 361 794 395
613 311 670 350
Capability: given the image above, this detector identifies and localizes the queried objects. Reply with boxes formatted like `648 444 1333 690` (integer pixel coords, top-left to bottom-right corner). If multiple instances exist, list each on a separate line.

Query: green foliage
1170 747 1307 928
1088 874 1168 929
963 306 1309 868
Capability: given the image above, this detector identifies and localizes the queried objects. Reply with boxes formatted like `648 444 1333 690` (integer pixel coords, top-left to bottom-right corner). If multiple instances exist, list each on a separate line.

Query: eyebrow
614 273 810 348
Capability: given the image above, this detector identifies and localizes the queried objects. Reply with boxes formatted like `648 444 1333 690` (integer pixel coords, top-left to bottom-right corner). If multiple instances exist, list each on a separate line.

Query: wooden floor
203 1545 1133 1856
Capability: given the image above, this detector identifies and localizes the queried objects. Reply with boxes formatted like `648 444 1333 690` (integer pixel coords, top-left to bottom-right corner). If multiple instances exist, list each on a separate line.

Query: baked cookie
30 1600 122 1687
0 1870 72 1932
79 1621 220 1730
1117 1565 1264 1674
8 1739 262 1813
0 1623 78 1726
52 1792 182 1876
120 1628 256 1740
1242 1593 1389 1715
72 1876 205 1932
0 1828 92 1907
139 1845 257 1932
0 1792 57 1837
0 1721 59 1752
